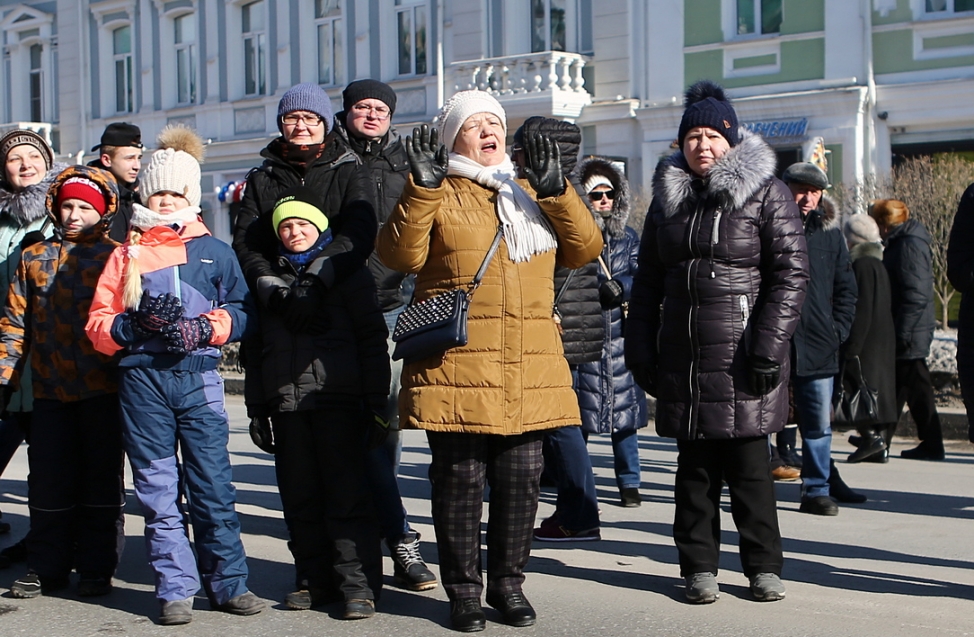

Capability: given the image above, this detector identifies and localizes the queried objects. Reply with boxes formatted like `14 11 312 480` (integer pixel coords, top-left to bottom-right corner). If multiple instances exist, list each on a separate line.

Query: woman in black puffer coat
574 157 648 506
625 82 807 603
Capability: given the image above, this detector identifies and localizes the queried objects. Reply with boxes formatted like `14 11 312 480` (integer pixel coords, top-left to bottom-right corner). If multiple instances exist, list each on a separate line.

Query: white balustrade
448 51 591 98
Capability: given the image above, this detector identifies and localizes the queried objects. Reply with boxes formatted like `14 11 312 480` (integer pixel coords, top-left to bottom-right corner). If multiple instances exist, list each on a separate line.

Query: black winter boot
847 427 886 463
828 460 866 503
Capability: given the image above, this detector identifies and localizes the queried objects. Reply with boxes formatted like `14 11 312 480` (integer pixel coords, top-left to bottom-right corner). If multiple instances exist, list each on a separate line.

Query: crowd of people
0 76 966 632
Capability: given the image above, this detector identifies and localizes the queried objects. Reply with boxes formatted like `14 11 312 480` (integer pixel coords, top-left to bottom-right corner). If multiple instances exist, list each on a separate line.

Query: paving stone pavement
0 393 972 636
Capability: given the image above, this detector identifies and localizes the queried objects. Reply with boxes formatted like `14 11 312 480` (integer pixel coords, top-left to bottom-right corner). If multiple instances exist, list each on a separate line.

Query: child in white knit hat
86 125 262 626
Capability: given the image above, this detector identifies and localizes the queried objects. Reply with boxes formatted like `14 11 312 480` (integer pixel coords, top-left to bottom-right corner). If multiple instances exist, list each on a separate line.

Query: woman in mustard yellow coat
376 90 601 632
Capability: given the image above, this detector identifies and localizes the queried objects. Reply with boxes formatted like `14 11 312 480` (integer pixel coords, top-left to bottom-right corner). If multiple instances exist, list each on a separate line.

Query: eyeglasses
351 104 391 120
588 190 616 202
282 113 323 126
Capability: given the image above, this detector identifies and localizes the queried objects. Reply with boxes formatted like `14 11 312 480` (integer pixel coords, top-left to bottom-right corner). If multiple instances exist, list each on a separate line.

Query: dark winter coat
947 183 974 373
248 260 390 414
625 131 808 440
883 218 936 360
333 116 410 311
573 157 648 434
841 241 897 424
232 134 377 307
791 197 857 378
87 157 140 242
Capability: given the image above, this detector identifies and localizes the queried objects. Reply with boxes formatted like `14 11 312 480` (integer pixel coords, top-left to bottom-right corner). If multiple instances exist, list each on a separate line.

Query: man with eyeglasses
232 82 384 610
331 79 438 594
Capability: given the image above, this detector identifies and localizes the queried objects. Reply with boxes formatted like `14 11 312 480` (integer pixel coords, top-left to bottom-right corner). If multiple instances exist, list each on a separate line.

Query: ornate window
395 0 427 76
736 0 782 36
113 25 134 113
316 0 344 86
242 0 267 96
174 13 197 105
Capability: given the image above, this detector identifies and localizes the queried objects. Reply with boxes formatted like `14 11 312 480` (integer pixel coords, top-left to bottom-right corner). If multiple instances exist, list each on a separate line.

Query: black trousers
27 395 125 580
894 358 944 446
673 436 783 579
426 431 544 601
273 407 381 601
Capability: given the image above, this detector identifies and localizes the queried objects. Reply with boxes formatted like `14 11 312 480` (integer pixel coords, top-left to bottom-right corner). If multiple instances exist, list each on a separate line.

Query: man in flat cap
783 162 862 516
89 122 144 241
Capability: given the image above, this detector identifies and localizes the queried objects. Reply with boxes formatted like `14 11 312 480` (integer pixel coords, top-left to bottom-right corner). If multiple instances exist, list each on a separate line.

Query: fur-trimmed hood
44 164 120 239
575 156 631 237
0 162 69 225
652 129 776 216
849 240 883 262
803 193 840 233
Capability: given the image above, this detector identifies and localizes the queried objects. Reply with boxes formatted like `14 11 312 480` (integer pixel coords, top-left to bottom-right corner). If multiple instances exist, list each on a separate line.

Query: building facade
0 0 971 240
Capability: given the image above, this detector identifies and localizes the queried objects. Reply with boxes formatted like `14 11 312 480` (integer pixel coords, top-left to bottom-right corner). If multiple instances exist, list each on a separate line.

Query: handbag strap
467 226 504 297
554 269 577 307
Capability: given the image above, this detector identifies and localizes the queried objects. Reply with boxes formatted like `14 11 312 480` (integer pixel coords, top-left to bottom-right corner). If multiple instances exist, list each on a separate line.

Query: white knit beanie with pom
436 90 507 152
139 125 205 206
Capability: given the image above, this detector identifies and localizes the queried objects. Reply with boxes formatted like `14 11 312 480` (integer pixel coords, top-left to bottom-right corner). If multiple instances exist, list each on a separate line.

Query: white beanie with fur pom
139 125 205 206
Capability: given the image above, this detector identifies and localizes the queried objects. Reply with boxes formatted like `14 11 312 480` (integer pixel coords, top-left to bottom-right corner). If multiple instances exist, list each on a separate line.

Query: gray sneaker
684 572 719 604
750 573 786 601
214 591 265 616
159 598 194 626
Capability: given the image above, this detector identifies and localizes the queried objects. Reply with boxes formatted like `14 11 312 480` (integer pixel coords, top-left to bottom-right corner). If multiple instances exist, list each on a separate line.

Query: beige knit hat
436 90 507 152
139 125 205 206
844 213 882 247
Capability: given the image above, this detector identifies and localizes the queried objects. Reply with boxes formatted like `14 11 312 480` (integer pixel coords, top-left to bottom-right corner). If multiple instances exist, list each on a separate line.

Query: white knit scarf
130 203 202 231
447 154 557 263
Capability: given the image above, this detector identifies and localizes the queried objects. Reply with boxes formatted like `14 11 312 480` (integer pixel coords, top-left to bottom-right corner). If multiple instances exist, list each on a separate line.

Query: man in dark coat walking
870 199 945 460
783 163 859 516
947 182 974 444
331 79 437 591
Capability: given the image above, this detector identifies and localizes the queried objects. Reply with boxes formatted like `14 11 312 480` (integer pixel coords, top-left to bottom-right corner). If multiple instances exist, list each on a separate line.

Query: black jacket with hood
790 196 858 378
573 157 648 435
625 131 808 440
332 115 410 312
233 132 377 307
883 217 936 360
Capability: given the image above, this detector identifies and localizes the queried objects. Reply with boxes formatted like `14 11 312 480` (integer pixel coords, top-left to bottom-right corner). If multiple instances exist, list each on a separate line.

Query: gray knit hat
844 213 882 247
782 162 830 190
278 83 334 135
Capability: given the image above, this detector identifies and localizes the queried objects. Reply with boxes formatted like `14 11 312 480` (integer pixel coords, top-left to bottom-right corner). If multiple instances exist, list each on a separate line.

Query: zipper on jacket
686 260 701 439
708 207 722 279
739 294 750 329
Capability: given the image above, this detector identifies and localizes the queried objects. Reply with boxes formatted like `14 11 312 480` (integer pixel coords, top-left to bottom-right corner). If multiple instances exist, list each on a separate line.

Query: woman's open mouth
481 142 497 153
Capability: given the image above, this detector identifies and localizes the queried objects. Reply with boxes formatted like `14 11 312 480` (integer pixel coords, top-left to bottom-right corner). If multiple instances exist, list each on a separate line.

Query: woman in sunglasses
573 157 649 508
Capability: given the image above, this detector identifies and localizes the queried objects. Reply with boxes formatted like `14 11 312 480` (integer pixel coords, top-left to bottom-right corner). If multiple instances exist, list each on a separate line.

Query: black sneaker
620 488 642 508
389 532 438 591
0 537 28 567
343 598 375 620
901 442 945 461
11 572 68 598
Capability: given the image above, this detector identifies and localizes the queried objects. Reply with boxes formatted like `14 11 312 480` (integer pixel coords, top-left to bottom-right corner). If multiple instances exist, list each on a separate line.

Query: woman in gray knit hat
841 214 897 462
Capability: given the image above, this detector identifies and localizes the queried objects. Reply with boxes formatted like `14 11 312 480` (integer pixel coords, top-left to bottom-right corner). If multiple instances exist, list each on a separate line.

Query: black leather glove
266 286 292 315
161 317 214 354
747 355 781 396
132 291 183 339
284 276 326 333
522 133 565 199
629 363 657 397
366 409 391 451
405 124 449 188
249 416 275 454
598 279 624 309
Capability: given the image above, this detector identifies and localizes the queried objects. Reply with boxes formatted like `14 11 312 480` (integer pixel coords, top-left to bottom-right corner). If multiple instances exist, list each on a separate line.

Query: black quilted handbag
392 227 503 364
832 356 880 428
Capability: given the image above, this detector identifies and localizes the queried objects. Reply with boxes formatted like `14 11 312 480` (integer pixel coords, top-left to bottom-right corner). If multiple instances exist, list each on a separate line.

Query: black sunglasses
588 190 616 202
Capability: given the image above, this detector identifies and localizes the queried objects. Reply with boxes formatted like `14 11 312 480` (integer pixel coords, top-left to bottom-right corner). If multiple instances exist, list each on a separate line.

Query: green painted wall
685 0 723 46
826 143 843 192
874 30 974 74
684 38 825 88
872 0 913 26
781 0 824 35
734 53 777 69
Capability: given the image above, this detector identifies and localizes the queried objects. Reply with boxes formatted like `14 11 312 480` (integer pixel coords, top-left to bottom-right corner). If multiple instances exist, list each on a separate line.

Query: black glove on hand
366 409 391 451
747 356 781 396
629 363 658 397
406 124 449 188
284 277 326 333
132 291 183 338
249 416 275 454
522 133 565 199
266 286 292 315
161 317 214 354
598 279 625 309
